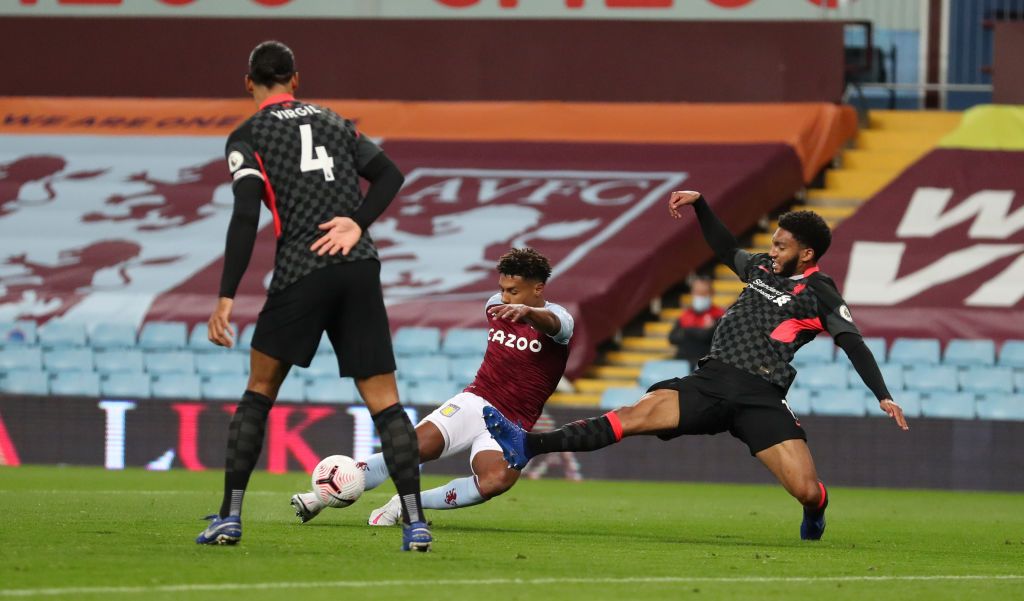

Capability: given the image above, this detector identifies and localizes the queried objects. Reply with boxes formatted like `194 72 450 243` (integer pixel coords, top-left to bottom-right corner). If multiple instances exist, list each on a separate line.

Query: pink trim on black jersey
259 93 296 110
604 411 624 442
769 317 824 343
253 152 281 238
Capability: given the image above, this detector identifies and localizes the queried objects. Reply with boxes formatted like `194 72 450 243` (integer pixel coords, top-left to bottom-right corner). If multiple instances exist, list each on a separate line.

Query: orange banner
0 97 855 182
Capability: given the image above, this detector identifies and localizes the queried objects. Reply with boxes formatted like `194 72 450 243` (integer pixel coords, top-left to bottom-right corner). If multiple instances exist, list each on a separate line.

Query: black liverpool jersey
708 251 860 390
224 94 384 294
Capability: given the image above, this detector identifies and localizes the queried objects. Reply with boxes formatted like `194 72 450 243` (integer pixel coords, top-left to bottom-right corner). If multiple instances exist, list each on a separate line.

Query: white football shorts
419 391 502 462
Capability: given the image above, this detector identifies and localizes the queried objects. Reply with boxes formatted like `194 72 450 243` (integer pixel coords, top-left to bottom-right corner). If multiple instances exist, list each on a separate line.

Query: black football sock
372 403 424 525
219 390 273 518
525 412 623 455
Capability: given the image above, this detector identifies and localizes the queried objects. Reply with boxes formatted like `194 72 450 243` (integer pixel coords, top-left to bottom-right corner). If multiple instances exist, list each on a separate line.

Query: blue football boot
195 514 241 545
402 521 432 552
482 406 531 470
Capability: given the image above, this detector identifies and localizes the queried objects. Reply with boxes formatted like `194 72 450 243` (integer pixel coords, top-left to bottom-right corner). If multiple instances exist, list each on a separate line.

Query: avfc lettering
487 329 543 353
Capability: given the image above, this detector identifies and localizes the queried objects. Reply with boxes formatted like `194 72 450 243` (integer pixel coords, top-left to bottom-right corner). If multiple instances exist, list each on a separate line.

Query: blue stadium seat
43 348 95 373
50 371 101 397
920 392 976 420
810 388 866 417
449 357 480 388
796 363 849 390
792 337 834 365
785 388 812 416
237 323 257 351
998 340 1024 369
1016 372 1024 393
89 323 137 350
0 321 38 347
392 327 441 356
302 353 339 380
277 377 305 403
944 339 995 367
188 322 238 353
195 353 247 378
0 347 43 372
100 373 151 399
151 374 202 400
202 374 247 401
905 365 960 393
144 351 195 376
862 337 888 363
888 337 941 366
848 363 904 392
890 391 922 418
600 386 645 410
0 370 49 395
960 366 1015 395
638 360 690 389
407 379 459 406
441 328 488 358
975 394 1024 421
397 355 451 382
38 321 87 348
94 349 145 375
138 321 188 351
305 376 359 404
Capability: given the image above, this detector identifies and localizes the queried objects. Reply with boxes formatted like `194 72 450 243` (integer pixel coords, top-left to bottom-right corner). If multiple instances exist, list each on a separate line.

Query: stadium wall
994 22 1024 105
2 18 846 102
1 395 1021 492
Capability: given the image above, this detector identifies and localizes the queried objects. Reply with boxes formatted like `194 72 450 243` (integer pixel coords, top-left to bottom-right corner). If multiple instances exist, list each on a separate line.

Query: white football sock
361 453 391 490
421 476 486 510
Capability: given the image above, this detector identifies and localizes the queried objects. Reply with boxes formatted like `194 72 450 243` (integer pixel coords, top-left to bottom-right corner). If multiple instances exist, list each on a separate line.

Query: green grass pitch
1 466 1022 600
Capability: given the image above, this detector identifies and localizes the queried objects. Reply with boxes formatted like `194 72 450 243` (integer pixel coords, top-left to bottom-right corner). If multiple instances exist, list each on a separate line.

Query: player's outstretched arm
489 304 561 337
835 332 909 431
668 190 749 278
209 177 263 348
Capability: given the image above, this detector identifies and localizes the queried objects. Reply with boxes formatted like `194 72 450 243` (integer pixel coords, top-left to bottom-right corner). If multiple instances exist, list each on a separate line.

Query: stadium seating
201 374 247 401
50 371 101 397
785 387 812 416
792 337 834 365
848 362 904 392
188 322 236 353
905 365 959 393
0 321 38 347
975 394 1024 421
796 363 849 390
600 386 645 410
392 327 441 356
638 360 690 389
810 388 867 417
94 349 145 375
441 328 488 357
943 339 995 367
449 357 481 388
38 321 88 349
151 374 202 400
276 377 305 403
101 373 152 399
43 348 95 373
237 324 257 351
194 353 247 378
299 353 339 380
1016 372 1024 394
397 355 450 382
0 347 43 372
144 351 195 376
137 321 188 351
0 370 49 395
407 379 460 405
890 391 922 418
888 337 941 366
920 392 976 419
960 366 1015 395
998 340 1024 369
305 376 359 404
862 337 887 363
89 323 137 350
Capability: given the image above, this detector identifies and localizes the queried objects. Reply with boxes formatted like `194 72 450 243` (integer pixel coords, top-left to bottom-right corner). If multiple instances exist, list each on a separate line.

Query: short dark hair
497 247 552 283
778 210 831 262
248 41 295 87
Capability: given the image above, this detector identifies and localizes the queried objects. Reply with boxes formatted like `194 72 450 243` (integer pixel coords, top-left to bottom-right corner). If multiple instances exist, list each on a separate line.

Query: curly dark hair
248 41 295 87
496 247 552 283
778 210 832 262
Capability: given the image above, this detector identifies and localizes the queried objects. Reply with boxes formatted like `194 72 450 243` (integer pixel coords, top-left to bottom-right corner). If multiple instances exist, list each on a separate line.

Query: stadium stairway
552 110 963 408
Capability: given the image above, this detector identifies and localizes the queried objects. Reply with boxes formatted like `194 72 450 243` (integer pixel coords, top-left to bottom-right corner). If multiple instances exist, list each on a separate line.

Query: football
311 455 366 508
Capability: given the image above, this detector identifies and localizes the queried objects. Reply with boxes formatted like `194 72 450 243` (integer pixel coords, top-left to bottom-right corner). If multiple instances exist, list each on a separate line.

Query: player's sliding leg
357 372 431 551
483 389 681 469
197 350 289 545
755 439 828 540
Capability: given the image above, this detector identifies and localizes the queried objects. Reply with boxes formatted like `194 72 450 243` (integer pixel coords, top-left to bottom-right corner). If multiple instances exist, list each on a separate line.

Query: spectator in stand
668 276 724 364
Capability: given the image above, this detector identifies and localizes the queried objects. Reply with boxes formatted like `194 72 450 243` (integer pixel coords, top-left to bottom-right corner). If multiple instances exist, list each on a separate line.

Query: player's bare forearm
522 307 561 337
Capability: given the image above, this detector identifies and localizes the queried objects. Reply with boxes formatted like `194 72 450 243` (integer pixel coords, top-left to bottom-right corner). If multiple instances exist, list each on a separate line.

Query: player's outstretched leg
484 406 625 470
292 453 393 524
754 439 828 540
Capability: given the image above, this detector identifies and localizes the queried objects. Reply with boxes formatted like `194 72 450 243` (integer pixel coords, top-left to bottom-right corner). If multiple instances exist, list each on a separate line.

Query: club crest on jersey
773 295 792 307
839 304 854 322
227 151 244 173
440 403 460 417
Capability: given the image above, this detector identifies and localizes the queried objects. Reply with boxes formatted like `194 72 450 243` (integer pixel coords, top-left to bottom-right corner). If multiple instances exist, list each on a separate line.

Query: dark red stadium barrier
1 395 1022 491
994 22 1024 104
3 18 846 102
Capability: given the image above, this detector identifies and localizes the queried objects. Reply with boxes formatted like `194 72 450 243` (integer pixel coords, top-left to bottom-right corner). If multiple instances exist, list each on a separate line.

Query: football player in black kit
485 190 908 541
196 41 430 551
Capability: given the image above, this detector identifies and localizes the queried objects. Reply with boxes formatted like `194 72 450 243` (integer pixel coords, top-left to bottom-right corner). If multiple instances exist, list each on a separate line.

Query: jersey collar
259 93 295 110
789 264 820 281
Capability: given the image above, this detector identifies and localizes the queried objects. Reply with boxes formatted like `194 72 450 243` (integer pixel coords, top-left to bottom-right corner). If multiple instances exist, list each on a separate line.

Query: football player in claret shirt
196 41 430 551
290 248 574 525
485 191 909 541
